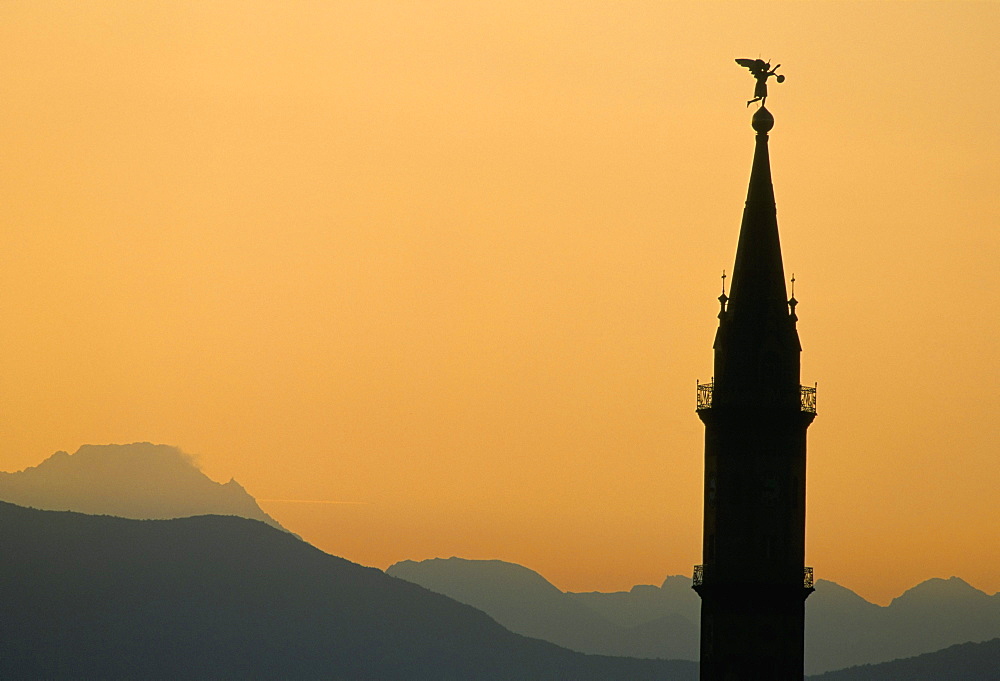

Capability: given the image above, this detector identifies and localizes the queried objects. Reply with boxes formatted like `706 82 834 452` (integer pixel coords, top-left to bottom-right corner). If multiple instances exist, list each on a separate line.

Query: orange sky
0 1 997 606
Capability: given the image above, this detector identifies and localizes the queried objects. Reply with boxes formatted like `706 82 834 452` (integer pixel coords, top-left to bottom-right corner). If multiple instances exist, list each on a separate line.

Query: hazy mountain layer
387 557 1000 674
0 501 697 680
9 443 994 676
0 443 285 530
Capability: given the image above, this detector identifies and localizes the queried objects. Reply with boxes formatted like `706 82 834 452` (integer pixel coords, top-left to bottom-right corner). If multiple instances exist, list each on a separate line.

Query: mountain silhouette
388 558 1000 675
807 638 1000 681
0 501 697 680
0 443 285 531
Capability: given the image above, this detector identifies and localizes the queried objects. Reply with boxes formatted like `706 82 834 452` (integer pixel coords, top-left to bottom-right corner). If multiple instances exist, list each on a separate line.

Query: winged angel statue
735 58 785 106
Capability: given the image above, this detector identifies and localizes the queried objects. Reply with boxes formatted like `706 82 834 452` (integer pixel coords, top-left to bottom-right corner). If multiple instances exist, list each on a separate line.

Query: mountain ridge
0 500 697 680
807 638 1000 681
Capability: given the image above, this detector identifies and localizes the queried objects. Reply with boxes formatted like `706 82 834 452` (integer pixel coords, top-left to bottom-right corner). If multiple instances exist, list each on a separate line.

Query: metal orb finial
752 106 774 133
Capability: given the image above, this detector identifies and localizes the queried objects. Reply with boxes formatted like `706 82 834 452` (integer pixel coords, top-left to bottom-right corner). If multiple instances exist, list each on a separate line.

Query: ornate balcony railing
800 384 817 414
696 382 713 411
692 564 814 589
696 381 817 413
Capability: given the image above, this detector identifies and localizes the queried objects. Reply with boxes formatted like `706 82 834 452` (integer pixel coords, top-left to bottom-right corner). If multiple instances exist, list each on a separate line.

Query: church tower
692 104 816 680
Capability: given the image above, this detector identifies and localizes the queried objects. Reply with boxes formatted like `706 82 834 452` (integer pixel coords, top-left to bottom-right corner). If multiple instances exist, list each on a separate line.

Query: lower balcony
692 564 815 589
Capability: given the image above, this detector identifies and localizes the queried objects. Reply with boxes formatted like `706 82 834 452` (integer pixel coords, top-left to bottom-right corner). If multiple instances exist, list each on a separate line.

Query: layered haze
0 2 997 605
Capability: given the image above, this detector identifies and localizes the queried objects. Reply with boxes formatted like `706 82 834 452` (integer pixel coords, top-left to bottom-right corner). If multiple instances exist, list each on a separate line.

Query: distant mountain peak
891 576 989 607
0 443 286 532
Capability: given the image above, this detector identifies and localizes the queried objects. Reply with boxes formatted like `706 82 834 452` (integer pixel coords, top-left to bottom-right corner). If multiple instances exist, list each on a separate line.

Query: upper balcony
696 381 714 411
799 384 817 414
696 381 817 413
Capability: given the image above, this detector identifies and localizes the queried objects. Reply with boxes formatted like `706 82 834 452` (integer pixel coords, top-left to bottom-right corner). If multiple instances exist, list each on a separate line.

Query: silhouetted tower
692 105 816 680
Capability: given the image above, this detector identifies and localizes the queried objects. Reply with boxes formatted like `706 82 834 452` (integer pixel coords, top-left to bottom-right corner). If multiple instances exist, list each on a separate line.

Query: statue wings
735 58 770 76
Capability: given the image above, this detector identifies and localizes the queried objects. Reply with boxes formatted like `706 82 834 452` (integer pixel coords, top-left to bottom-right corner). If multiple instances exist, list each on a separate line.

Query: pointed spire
711 106 802 410
726 106 789 323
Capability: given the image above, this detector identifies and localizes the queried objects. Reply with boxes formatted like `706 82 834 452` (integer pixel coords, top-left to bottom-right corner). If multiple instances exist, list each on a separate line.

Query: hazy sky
0 1 997 605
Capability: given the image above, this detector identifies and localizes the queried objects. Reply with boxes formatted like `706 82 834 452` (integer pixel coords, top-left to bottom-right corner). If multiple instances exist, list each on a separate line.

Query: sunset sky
0 2 997 606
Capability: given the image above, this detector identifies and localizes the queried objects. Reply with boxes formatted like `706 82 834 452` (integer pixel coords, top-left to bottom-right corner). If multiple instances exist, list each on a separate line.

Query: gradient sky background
0 1 997 605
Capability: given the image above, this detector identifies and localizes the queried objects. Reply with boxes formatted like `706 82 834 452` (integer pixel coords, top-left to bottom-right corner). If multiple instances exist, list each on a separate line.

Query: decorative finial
735 58 785 108
788 273 798 321
718 270 729 319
